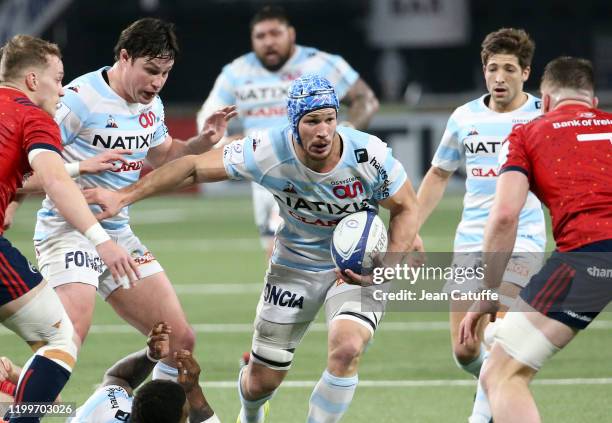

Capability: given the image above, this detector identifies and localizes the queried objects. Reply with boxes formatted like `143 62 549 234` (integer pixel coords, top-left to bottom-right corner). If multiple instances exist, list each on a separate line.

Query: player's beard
260 54 289 72
258 45 294 72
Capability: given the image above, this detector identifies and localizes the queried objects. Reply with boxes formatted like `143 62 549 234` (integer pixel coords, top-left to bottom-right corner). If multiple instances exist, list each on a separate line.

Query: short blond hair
0 34 61 82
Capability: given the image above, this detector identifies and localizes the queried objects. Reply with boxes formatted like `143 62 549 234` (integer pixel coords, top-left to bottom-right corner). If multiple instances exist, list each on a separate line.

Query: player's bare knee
244 369 282 399
452 337 480 364
328 337 363 374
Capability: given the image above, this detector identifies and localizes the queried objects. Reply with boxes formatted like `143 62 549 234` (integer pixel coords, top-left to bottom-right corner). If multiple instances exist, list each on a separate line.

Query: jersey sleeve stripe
387 171 407 198
243 140 264 183
500 165 529 177
27 145 61 164
432 145 462 163
27 143 61 154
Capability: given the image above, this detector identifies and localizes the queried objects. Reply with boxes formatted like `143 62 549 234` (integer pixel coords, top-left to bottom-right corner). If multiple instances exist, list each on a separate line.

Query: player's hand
459 299 500 345
79 150 133 174
0 356 20 384
95 240 140 288
176 350 201 393
83 188 125 220
147 322 172 361
3 201 20 231
335 268 375 287
199 105 239 148
335 253 388 287
408 234 426 267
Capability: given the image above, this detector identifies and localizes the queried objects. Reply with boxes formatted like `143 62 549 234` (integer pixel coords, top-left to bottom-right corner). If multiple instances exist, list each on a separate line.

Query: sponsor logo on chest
464 136 503 156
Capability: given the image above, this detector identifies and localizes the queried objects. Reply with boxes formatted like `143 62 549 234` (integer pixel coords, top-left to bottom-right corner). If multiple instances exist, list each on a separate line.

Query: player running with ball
85 74 419 423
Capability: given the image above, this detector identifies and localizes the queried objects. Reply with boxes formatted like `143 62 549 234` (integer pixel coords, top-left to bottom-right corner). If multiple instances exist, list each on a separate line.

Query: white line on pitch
197 378 612 389
146 238 260 251
3 320 612 336
138 237 452 252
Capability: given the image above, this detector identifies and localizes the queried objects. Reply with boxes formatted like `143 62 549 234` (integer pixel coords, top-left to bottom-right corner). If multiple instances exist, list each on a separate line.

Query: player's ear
542 94 551 113
522 66 530 82
119 49 130 64
24 71 37 91
592 96 599 108
288 26 296 43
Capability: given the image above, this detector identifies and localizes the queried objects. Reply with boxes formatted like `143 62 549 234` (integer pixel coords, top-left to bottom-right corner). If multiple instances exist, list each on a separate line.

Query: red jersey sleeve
499 124 530 177
22 108 62 155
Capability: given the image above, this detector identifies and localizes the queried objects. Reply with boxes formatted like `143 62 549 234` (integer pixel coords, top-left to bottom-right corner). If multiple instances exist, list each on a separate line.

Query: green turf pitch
1 195 610 422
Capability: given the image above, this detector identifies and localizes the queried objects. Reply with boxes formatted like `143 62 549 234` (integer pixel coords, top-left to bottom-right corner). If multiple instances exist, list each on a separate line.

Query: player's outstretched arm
101 322 171 394
85 148 229 220
416 165 453 228
30 151 139 286
342 78 379 130
176 350 216 422
147 105 238 166
17 150 133 194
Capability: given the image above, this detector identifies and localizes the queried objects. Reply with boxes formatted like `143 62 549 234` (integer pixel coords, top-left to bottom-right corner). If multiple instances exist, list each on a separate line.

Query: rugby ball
331 211 388 275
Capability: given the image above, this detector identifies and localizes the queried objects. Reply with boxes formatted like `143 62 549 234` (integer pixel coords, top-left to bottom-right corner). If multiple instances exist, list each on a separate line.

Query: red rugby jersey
501 103 612 251
0 87 62 235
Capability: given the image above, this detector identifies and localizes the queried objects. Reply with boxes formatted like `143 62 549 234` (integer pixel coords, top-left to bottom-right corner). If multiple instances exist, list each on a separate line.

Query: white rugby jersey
69 385 132 423
432 93 546 252
196 45 358 135
223 125 407 271
34 67 168 240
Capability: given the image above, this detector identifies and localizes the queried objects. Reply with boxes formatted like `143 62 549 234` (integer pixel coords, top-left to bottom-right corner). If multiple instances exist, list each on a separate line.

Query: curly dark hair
130 380 186 423
113 18 179 61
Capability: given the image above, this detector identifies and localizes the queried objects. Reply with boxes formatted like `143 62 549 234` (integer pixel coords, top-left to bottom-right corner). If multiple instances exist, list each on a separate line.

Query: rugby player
196 5 379 259
415 28 546 422
0 34 137 422
85 74 418 423
32 18 236 384
70 322 218 423
461 56 612 423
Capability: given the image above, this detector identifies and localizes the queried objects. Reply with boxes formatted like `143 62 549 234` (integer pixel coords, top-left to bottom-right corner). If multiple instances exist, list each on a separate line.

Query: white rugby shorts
35 227 163 300
252 263 383 349
443 250 543 294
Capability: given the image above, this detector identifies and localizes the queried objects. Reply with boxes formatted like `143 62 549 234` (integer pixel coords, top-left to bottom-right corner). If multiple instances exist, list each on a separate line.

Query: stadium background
1 0 611 421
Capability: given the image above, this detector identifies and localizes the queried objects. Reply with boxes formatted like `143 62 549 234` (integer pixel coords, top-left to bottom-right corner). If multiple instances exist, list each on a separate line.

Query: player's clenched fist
147 322 172 361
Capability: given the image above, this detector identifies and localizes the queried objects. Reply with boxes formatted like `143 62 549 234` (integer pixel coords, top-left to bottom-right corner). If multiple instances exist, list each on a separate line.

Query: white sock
238 366 274 423
468 351 492 423
455 345 486 378
152 361 178 382
307 370 358 423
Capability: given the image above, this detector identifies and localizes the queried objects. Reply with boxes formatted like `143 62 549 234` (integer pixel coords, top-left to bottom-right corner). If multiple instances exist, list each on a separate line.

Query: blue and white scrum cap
287 74 339 144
